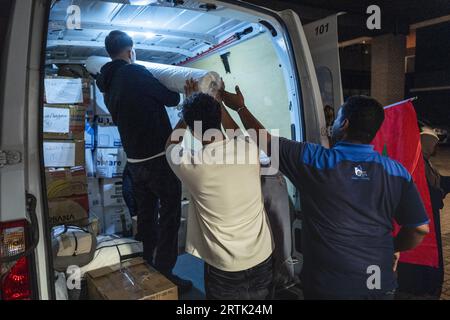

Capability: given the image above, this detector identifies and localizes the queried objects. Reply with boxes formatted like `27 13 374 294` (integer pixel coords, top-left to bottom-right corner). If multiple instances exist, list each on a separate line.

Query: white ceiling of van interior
47 0 261 65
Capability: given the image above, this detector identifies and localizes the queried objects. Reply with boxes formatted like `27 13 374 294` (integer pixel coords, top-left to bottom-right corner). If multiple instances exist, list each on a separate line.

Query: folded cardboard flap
86 257 178 300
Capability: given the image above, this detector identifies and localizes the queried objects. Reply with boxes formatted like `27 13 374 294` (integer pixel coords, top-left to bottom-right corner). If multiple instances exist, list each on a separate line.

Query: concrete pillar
371 34 406 106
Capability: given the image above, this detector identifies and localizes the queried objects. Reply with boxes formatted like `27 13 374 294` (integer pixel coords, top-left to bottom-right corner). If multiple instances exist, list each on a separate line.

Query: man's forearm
221 103 240 132
237 107 272 155
394 227 428 252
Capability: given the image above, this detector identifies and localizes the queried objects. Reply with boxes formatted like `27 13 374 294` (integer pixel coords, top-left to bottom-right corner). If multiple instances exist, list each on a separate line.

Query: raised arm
165 79 198 150
222 85 272 155
220 102 240 132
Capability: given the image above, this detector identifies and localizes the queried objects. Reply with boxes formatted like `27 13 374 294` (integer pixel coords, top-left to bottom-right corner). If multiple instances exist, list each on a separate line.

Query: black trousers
122 163 137 217
127 156 181 274
204 256 274 300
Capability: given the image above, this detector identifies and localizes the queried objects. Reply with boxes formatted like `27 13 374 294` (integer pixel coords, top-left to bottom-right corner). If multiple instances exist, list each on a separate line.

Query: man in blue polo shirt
221 86 430 300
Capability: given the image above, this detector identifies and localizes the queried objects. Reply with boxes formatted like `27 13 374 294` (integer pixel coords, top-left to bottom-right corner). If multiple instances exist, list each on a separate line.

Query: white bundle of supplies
86 56 221 97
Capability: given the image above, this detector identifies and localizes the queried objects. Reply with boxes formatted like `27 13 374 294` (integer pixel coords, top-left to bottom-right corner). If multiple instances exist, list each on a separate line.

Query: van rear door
277 9 329 147
304 14 344 114
0 0 52 300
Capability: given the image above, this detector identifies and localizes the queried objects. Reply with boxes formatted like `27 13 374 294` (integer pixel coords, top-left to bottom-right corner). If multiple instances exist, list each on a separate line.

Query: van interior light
126 31 155 39
128 0 159 6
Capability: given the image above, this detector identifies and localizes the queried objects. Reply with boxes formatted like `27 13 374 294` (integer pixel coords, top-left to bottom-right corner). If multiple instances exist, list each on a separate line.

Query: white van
0 0 341 300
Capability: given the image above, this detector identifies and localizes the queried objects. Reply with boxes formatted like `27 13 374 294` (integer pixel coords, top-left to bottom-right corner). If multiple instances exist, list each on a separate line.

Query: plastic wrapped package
78 236 143 278
86 56 221 96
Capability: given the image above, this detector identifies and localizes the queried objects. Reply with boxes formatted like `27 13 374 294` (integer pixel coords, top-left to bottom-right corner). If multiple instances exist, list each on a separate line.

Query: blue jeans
204 255 274 300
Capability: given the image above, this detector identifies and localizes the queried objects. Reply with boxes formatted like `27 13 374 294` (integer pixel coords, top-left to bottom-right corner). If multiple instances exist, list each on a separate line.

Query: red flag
371 99 438 268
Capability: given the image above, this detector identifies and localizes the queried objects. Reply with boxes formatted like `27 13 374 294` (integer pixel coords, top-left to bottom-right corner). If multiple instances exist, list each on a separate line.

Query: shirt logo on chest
352 165 370 180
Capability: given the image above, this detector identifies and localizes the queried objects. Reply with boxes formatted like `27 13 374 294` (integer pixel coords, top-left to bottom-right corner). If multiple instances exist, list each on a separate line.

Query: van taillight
0 220 32 300
1 257 31 300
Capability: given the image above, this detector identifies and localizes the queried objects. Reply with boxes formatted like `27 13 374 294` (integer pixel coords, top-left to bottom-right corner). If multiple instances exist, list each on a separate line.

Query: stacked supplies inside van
44 68 140 300
43 76 90 226
89 83 131 236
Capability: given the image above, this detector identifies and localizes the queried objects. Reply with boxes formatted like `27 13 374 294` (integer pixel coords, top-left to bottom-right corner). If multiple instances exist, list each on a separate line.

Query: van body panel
278 9 328 147
304 14 344 113
1 0 53 299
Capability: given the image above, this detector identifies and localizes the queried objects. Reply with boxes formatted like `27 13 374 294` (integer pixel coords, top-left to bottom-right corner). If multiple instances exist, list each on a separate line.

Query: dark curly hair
182 93 221 135
341 95 385 144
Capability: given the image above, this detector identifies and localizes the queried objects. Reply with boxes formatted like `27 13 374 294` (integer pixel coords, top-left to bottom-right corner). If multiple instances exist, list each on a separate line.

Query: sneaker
165 274 193 294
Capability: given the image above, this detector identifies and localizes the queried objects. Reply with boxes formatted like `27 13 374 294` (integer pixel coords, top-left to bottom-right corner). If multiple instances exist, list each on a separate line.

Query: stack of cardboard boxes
44 70 178 301
43 73 187 243
43 77 89 226
87 83 131 235
43 75 131 235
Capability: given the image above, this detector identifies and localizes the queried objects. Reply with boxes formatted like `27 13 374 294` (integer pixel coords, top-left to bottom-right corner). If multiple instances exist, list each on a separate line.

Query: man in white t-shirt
165 80 274 300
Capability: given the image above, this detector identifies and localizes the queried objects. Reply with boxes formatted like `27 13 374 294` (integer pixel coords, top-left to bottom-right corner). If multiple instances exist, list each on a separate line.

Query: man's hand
221 85 245 111
184 78 199 97
393 252 400 272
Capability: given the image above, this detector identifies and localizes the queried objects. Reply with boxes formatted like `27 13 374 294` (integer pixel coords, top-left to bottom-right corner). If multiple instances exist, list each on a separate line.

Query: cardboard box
87 178 101 208
44 77 92 106
103 206 132 235
44 77 83 105
45 166 88 199
48 194 89 226
86 257 178 300
81 78 92 108
101 178 125 207
95 148 126 178
43 105 86 140
44 140 85 168
96 116 121 148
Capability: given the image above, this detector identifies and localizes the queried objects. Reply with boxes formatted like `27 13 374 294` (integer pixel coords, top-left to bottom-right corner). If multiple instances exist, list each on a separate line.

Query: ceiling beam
48 20 218 45
46 40 195 57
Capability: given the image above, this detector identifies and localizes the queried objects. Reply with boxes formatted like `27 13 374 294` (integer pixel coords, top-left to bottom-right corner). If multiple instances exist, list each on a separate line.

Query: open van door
303 14 344 114
0 0 52 300
277 9 329 147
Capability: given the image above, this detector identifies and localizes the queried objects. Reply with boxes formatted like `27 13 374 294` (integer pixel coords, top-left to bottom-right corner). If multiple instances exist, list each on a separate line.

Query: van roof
46 0 260 65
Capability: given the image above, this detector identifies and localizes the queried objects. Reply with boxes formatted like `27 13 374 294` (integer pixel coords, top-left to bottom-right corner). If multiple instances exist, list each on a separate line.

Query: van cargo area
41 0 303 300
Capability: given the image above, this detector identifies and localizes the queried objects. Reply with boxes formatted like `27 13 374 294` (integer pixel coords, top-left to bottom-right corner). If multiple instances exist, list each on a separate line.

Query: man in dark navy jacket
97 30 192 292
221 85 430 300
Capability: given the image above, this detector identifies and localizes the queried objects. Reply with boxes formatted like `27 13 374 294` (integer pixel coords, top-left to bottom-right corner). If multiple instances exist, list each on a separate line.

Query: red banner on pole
372 99 439 268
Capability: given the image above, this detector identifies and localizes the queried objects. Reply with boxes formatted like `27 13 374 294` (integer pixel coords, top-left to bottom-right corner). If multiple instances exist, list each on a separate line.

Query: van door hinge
0 150 22 167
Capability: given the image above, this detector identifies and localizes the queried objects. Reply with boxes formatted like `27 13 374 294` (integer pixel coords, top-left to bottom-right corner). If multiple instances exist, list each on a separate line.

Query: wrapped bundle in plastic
86 56 221 96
